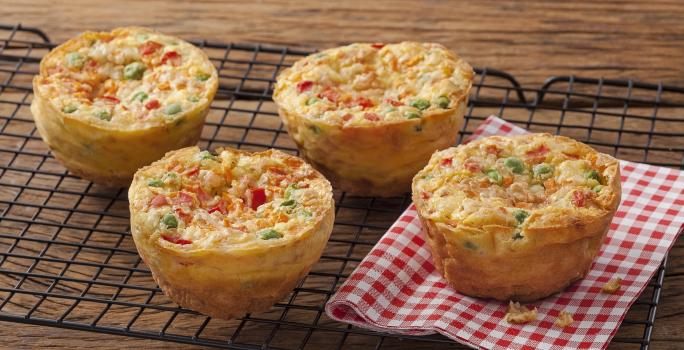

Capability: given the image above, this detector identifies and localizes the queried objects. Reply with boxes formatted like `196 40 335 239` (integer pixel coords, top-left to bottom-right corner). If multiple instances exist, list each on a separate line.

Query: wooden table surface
1 0 683 349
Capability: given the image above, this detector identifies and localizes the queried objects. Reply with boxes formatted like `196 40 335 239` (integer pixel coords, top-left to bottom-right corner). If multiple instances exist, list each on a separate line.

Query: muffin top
273 42 473 126
412 134 620 243
33 27 218 130
129 147 333 251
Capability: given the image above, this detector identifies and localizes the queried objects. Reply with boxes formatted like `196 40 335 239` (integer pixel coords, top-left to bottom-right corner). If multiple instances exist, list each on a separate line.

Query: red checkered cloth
325 116 684 350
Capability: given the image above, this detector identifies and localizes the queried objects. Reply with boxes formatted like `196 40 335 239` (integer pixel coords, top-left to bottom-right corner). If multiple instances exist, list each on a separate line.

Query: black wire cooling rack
0 23 682 349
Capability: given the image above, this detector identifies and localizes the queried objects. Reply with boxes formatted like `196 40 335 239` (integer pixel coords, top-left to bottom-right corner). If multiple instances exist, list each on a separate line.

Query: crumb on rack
505 301 537 324
602 277 622 294
554 310 574 328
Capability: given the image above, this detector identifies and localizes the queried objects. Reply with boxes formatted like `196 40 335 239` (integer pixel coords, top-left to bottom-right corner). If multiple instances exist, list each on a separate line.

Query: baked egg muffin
412 134 621 301
274 42 473 197
32 27 218 187
129 146 334 319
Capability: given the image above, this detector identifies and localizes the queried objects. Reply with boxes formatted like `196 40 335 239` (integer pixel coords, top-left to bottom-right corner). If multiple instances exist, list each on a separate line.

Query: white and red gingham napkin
325 116 684 350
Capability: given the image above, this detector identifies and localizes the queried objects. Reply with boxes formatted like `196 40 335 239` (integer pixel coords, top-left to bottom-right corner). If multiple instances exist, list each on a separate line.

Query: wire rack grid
0 23 682 349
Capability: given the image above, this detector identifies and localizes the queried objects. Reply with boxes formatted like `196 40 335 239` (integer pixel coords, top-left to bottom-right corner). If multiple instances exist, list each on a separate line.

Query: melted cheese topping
133 148 332 249
274 42 473 126
34 27 217 129
413 134 614 237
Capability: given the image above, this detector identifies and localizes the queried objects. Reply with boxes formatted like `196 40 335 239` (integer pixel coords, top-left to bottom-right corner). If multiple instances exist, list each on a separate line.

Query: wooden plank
0 1 682 349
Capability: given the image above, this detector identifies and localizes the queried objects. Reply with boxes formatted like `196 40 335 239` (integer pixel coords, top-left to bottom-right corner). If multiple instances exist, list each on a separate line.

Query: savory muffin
32 27 218 187
274 42 473 197
128 146 334 319
412 134 621 301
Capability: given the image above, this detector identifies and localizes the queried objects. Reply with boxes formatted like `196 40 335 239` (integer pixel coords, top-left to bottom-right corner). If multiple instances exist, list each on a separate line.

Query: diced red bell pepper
185 166 199 177
384 98 403 107
139 41 163 56
175 191 194 206
526 144 550 163
363 113 381 121
174 207 192 222
572 190 586 207
145 99 160 110
195 186 210 204
249 187 267 210
101 95 120 104
342 113 353 122
441 158 453 167
161 234 192 245
371 43 385 49
485 144 500 155
86 59 98 68
150 194 169 208
526 144 550 157
268 167 287 175
161 51 181 66
318 87 340 103
464 159 481 172
208 199 228 214
355 97 374 109
297 80 314 94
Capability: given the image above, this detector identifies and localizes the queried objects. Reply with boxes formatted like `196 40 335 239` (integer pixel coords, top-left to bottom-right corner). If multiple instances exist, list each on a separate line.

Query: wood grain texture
0 0 683 349
4 0 684 87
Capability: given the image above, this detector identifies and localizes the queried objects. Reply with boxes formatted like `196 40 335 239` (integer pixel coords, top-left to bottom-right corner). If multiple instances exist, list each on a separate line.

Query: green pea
409 98 430 111
123 61 146 80
306 97 319 105
66 52 85 68
285 184 298 200
512 232 524 240
436 96 450 109
96 110 111 121
164 172 178 180
148 179 164 187
513 209 529 224
585 170 601 182
196 72 211 81
161 213 178 229
280 199 296 207
164 103 182 115
131 91 148 103
504 157 525 174
188 96 200 103
405 111 421 119
485 169 503 185
200 150 216 161
533 163 553 179
299 210 312 218
593 185 603 193
62 105 77 113
258 229 283 240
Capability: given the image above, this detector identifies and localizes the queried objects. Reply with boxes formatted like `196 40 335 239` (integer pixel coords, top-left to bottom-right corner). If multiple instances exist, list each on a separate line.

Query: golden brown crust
278 100 466 196
128 147 334 319
412 134 622 301
31 95 209 187
31 27 218 187
273 42 473 197
135 199 334 318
